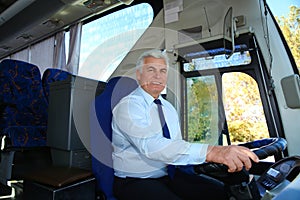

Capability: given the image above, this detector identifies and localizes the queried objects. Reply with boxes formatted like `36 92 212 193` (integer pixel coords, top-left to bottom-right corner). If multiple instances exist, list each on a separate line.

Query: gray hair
136 49 169 72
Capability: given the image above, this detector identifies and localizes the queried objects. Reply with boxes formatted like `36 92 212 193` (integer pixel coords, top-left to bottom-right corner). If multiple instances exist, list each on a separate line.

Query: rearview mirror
223 7 236 59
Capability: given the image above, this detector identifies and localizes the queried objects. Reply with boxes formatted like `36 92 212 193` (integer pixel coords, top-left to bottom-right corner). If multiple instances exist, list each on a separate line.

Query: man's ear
136 70 141 82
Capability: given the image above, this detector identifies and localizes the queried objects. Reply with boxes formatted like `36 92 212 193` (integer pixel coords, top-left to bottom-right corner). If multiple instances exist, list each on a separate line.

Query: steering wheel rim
194 138 287 185
238 138 287 160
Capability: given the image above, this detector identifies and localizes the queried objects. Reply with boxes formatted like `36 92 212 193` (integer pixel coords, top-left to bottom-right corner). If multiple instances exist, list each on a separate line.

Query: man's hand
206 145 259 173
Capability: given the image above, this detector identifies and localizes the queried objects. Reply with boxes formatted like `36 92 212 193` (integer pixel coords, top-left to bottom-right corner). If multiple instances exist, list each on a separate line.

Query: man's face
136 56 168 99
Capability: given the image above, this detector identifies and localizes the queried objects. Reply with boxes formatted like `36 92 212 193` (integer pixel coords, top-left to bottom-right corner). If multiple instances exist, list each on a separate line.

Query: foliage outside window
186 76 219 145
275 5 300 72
223 72 269 143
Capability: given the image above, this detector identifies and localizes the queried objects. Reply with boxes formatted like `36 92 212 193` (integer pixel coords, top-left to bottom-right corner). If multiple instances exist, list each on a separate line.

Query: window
183 41 270 146
78 3 153 81
267 0 300 72
185 71 269 145
186 76 219 145
222 72 269 144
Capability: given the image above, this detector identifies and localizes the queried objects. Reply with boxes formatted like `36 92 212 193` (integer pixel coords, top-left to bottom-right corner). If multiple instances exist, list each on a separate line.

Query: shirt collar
137 86 165 106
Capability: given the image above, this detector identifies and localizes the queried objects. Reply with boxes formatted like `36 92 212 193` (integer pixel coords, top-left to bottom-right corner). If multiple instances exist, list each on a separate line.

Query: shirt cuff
189 143 209 164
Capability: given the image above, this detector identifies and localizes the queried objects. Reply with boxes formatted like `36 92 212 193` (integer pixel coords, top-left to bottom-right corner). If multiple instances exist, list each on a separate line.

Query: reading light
83 0 104 9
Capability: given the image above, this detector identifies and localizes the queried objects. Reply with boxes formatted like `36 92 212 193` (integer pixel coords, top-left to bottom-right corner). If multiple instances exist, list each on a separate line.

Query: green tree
187 77 218 143
276 5 300 72
223 73 269 143
187 72 269 144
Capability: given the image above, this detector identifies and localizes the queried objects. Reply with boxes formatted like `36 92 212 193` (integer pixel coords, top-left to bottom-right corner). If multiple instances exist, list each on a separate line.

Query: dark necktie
154 99 175 179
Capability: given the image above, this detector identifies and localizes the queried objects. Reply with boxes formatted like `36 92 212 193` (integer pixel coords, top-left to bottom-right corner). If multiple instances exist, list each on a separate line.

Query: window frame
179 33 285 154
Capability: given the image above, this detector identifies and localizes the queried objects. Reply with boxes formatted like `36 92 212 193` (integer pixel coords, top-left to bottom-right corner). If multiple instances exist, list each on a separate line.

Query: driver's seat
90 76 229 200
90 76 138 200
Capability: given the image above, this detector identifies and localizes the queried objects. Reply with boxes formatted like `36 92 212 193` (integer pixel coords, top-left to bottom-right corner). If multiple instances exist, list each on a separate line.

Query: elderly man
112 49 258 200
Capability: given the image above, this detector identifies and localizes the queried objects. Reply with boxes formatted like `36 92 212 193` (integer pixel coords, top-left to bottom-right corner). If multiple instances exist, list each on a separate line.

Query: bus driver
112 49 259 200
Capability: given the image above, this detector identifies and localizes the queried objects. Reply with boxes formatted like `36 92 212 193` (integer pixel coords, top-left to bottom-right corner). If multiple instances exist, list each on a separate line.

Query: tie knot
154 99 162 105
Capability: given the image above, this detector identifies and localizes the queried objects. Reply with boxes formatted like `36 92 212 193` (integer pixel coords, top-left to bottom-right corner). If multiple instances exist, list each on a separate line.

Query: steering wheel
194 138 287 185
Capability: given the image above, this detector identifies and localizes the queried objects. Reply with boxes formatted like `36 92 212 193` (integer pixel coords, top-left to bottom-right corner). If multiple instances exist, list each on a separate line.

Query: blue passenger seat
0 59 48 148
90 76 138 200
0 60 59 187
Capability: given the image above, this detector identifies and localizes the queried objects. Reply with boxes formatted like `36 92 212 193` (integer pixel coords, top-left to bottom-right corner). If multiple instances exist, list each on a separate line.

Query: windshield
267 0 300 73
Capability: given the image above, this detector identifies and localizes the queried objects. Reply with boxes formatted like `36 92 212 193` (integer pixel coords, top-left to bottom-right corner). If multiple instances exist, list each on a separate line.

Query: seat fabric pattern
0 59 48 147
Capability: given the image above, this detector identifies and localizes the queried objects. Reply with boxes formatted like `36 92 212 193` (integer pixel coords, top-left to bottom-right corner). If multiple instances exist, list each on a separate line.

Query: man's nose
154 71 161 78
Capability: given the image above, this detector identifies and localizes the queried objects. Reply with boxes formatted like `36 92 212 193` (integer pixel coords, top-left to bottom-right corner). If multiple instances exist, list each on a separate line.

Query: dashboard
256 156 300 199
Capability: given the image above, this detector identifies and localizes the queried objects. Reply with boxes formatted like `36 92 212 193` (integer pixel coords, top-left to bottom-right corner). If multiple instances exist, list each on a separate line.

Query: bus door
177 33 286 159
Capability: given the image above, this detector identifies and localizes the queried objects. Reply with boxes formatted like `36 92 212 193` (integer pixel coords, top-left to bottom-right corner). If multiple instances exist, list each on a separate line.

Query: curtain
9 36 56 76
30 36 55 75
53 31 67 71
66 22 82 74
11 49 29 62
7 22 82 75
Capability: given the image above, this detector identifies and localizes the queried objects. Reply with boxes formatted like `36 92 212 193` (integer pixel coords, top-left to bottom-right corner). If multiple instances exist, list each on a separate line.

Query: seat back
90 76 138 200
0 59 48 147
0 59 52 184
42 68 72 103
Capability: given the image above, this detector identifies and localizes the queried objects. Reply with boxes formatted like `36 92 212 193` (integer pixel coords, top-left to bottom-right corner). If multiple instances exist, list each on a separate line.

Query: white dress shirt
112 86 208 178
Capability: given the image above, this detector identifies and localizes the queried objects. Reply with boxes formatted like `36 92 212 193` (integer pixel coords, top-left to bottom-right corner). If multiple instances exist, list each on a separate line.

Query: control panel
257 156 300 192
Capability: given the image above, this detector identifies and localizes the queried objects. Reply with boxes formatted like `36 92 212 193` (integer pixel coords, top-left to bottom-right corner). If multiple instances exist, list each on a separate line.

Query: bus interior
0 0 300 199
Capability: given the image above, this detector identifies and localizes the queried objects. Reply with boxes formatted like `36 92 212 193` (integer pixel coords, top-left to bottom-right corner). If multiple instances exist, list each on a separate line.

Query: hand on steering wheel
194 138 287 185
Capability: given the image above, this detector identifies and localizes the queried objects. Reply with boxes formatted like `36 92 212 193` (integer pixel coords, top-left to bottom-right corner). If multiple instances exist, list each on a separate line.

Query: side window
74 3 153 81
222 72 269 143
186 76 219 145
267 1 300 72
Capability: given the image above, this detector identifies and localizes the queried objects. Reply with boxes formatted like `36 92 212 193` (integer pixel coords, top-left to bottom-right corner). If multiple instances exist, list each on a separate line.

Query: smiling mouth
151 81 162 85
141 81 165 87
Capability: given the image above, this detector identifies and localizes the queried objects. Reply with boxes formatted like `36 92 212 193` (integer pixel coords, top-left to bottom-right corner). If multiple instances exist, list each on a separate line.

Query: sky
267 0 299 17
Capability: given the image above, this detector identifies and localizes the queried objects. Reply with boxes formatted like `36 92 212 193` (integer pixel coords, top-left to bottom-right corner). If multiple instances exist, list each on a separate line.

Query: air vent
0 46 12 52
16 34 34 42
43 19 64 29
